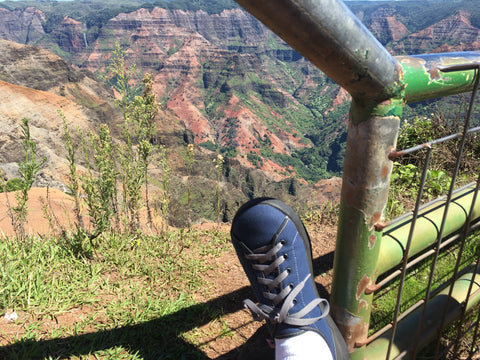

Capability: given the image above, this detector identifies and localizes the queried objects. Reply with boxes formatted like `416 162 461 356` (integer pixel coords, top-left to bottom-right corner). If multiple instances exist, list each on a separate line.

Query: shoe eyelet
289 283 294 289
283 254 288 260
280 239 286 245
286 268 291 274
293 299 297 305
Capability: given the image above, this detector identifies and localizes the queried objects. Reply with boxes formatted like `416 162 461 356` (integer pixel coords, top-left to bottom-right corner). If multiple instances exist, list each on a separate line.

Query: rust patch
358 299 369 313
372 212 381 224
382 163 388 179
428 67 440 80
389 148 403 160
374 221 389 232
332 305 369 353
365 282 380 295
369 234 376 249
357 274 371 300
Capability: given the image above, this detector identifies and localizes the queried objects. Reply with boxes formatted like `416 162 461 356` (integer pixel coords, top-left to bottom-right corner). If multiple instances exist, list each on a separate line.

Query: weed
39 187 65 236
108 43 159 233
136 73 159 226
60 110 84 228
214 154 224 224
184 143 195 227
302 200 339 226
11 118 46 240
4 178 24 192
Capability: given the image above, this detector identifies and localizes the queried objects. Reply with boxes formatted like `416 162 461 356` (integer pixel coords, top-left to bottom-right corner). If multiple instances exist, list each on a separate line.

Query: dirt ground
0 188 338 359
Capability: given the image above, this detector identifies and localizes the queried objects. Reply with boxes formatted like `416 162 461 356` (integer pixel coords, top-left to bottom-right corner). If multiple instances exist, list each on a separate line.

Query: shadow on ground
0 252 334 360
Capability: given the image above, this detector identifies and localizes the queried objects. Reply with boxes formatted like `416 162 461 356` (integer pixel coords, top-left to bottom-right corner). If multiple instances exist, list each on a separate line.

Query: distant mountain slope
0 1 479 183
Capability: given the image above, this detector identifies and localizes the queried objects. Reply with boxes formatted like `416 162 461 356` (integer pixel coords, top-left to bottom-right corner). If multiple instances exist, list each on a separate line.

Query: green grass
0 228 231 359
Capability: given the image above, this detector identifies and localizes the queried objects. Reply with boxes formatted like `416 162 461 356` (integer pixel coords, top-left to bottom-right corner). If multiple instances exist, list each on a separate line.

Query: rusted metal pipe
330 99 403 358
233 0 402 101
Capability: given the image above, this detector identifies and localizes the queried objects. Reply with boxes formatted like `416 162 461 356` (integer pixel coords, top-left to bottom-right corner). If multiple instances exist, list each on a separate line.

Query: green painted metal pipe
331 100 402 358
364 267 480 359
396 52 480 104
377 184 480 276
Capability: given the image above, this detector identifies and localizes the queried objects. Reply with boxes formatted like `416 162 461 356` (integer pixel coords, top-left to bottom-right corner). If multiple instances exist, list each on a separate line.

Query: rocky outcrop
47 17 86 54
80 7 316 172
0 38 85 91
369 8 409 44
0 39 119 127
0 39 123 189
0 7 45 44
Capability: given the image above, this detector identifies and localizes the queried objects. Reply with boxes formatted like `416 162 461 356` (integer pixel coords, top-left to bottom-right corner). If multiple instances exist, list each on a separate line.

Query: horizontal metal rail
369 219 480 293
364 267 480 359
396 53 480 103
376 184 480 276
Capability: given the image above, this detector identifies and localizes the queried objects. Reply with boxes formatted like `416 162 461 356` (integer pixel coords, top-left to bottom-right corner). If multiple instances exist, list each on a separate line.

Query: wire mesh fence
368 64 480 359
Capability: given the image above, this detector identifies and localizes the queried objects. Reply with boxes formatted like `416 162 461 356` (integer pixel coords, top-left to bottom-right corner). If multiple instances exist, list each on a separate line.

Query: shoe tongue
232 204 286 249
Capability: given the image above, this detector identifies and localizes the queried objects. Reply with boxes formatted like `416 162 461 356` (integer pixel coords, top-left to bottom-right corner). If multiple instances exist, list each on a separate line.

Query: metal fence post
330 98 403 357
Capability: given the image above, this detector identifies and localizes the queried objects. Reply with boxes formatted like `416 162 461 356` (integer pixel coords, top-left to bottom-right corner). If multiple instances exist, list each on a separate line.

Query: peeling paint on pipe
331 103 402 357
397 52 480 104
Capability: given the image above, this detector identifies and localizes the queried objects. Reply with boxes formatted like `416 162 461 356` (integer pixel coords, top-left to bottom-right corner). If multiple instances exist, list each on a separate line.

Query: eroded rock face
0 39 119 127
0 38 85 91
0 7 45 44
47 17 86 54
395 11 480 54
0 39 122 189
369 8 409 44
78 7 315 167
2 4 479 187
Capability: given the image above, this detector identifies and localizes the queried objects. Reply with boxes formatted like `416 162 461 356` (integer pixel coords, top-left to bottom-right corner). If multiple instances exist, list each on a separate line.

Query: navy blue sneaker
231 198 349 359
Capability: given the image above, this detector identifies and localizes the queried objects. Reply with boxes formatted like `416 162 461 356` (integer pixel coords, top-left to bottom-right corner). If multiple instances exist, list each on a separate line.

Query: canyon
0 1 479 223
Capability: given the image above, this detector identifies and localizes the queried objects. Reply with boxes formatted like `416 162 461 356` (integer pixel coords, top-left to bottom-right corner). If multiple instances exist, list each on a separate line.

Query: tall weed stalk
108 42 159 233
184 143 195 227
158 145 172 233
12 118 45 240
60 110 84 228
81 125 117 235
214 154 224 224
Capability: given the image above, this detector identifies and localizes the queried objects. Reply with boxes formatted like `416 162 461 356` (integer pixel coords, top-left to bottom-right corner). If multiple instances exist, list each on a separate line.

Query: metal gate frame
233 0 480 358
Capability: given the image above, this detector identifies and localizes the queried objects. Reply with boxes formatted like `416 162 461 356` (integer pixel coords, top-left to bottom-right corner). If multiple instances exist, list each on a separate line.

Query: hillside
1 0 480 188
0 38 344 225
